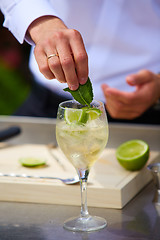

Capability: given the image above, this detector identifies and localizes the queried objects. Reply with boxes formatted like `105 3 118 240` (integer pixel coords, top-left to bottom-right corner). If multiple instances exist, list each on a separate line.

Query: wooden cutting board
0 144 159 209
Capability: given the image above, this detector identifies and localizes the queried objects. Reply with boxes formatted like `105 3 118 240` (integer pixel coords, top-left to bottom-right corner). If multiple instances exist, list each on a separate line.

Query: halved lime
116 140 149 171
19 158 46 167
64 108 88 124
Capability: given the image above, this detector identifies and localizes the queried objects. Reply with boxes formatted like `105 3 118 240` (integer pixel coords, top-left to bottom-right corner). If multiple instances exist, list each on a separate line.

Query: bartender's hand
27 16 88 90
101 70 160 120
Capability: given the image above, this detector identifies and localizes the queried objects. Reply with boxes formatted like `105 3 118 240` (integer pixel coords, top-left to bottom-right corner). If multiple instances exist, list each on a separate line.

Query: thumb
126 70 154 86
101 83 109 92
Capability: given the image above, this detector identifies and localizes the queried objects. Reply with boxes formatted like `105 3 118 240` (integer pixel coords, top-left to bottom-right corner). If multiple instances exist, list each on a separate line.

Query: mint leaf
63 77 93 106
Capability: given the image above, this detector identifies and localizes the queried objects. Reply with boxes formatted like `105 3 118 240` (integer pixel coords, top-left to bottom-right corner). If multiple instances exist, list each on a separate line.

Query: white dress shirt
1 0 160 101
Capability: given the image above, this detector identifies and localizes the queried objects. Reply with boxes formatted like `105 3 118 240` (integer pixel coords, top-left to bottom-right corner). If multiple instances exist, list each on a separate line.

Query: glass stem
80 179 89 217
77 169 90 218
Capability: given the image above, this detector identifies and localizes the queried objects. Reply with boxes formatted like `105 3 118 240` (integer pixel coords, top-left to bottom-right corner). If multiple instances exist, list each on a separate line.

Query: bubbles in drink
56 119 108 170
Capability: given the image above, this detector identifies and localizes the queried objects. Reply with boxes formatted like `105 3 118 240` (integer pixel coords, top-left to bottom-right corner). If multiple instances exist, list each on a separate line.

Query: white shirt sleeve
0 0 59 44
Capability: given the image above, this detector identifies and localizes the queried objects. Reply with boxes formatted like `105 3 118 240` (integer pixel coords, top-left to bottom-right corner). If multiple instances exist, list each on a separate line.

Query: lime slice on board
64 108 88 124
116 139 149 171
19 158 46 167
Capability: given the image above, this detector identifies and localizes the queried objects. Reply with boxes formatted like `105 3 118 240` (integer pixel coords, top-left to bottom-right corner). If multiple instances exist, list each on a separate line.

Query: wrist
27 15 66 44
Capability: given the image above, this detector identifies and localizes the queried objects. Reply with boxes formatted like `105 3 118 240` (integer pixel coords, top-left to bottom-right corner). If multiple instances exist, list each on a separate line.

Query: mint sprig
63 77 93 106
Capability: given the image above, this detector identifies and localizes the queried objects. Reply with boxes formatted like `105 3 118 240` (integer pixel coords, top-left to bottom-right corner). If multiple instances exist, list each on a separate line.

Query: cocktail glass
56 100 109 232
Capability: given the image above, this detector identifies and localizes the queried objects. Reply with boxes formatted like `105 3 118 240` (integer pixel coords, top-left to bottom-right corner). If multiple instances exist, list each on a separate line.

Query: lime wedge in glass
19 158 46 167
64 108 88 124
87 108 102 120
116 139 149 171
82 107 102 120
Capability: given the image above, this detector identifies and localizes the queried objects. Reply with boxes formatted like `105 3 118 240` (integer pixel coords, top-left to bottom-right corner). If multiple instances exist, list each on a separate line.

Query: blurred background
0 10 32 116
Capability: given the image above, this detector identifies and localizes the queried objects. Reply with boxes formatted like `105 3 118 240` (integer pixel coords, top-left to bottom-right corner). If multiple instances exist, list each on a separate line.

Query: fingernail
69 84 79 90
79 78 87 85
127 76 136 85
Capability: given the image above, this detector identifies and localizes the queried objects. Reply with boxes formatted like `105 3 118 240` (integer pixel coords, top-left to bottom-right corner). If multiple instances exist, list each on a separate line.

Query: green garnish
82 107 102 120
19 158 46 167
64 108 88 124
63 77 93 106
63 77 102 124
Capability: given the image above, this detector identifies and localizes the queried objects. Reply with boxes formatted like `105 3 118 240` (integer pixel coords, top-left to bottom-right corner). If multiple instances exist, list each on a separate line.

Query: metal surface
0 116 160 150
0 116 160 239
0 183 159 240
108 123 160 151
0 116 57 145
148 163 160 205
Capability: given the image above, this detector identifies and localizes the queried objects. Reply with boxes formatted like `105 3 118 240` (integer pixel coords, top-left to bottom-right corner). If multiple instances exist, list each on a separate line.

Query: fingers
106 99 140 119
48 54 67 83
56 36 79 89
34 28 88 90
102 85 136 104
34 46 55 80
101 84 147 119
69 29 88 84
102 69 159 120
126 70 154 86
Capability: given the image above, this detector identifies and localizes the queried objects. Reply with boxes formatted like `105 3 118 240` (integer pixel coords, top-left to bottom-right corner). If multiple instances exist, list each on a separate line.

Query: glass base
63 215 107 232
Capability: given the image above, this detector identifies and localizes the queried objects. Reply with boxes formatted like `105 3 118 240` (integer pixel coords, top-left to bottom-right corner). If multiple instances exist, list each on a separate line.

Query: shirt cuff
3 0 59 44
